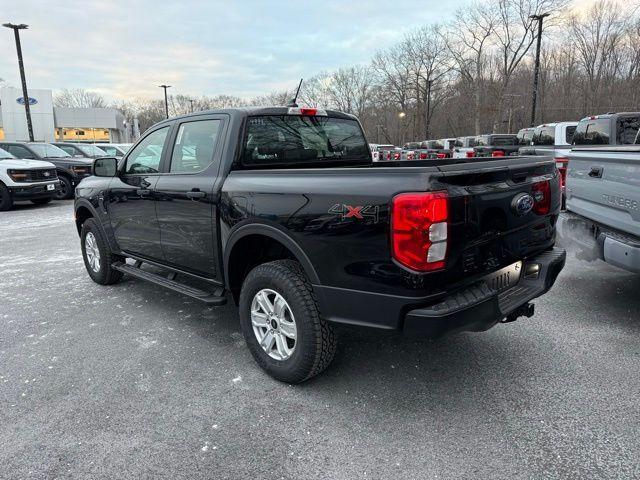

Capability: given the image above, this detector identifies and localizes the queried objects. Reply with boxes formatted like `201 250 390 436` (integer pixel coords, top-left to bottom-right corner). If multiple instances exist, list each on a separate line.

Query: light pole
3 23 34 142
189 98 195 112
529 13 550 127
398 112 406 146
158 84 171 119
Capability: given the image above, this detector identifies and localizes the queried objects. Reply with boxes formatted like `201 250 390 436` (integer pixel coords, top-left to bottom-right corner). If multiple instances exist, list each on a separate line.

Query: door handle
186 189 206 199
588 167 603 178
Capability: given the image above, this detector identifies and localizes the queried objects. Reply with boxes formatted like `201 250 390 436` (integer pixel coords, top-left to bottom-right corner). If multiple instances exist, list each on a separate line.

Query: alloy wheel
251 288 297 360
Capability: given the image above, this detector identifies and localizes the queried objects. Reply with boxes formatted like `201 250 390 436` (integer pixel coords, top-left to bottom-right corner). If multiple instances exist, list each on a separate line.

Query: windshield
29 143 71 158
0 147 15 159
242 115 370 167
77 144 107 156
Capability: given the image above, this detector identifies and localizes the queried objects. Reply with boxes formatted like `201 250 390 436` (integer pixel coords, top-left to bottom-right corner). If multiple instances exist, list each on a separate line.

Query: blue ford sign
16 96 38 106
511 192 535 216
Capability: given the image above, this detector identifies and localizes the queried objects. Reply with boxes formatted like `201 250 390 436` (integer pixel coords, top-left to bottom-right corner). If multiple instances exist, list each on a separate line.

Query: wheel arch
74 200 97 236
224 223 320 304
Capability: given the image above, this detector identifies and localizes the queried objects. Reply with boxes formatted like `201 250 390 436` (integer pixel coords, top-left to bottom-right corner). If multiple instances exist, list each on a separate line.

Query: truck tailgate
566 147 640 237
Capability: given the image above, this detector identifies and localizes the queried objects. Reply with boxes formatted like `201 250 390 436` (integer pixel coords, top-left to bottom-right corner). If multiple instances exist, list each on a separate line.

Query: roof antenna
288 78 303 107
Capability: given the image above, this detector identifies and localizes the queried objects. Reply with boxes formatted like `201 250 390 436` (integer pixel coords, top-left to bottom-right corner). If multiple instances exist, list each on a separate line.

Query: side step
112 262 226 305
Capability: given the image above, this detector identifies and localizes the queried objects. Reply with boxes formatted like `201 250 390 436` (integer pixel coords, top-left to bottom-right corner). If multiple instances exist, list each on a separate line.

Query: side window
7 145 34 159
170 119 221 173
102 146 117 155
60 146 76 156
616 116 640 144
125 127 169 174
565 126 576 144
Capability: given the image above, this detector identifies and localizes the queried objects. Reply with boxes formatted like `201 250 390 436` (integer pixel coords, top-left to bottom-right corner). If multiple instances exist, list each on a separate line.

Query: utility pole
425 79 433 139
189 98 195 112
158 84 171 119
3 23 34 142
529 13 550 127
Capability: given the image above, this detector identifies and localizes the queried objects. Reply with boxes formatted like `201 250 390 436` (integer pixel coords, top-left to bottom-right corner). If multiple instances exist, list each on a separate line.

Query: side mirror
93 157 118 177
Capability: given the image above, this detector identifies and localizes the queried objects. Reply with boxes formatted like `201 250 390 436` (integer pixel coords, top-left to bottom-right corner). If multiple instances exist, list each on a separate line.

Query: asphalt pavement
1 200 638 479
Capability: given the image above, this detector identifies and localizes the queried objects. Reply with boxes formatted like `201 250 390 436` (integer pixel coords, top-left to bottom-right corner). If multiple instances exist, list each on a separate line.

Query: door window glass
616 116 640 144
170 120 221 173
125 127 169 174
6 145 34 159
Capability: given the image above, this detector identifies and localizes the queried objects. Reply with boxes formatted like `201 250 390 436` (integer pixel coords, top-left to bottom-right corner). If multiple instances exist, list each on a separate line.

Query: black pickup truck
74 107 565 382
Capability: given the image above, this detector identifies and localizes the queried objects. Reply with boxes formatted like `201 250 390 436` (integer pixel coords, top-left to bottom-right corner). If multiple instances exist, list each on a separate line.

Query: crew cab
74 107 565 383
572 112 640 147
53 142 107 159
559 146 640 274
0 147 60 211
473 134 520 157
0 142 93 200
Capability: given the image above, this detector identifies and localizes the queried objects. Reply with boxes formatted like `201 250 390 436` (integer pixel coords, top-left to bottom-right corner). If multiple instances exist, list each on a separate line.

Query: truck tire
31 197 52 205
0 183 13 211
54 175 73 200
239 260 337 383
80 218 124 285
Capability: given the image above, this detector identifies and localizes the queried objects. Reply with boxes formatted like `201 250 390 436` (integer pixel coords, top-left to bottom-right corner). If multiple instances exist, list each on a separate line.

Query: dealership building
0 87 129 143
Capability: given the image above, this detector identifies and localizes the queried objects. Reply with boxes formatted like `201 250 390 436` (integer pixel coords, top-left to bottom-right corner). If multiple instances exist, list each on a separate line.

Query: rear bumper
8 181 61 200
558 212 640 273
315 248 566 336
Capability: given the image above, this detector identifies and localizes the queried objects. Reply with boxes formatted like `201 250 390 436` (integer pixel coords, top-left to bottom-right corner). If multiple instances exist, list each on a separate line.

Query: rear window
616 116 640 144
517 129 534 145
573 119 610 145
565 126 576 144
532 126 555 145
490 136 518 146
242 115 370 167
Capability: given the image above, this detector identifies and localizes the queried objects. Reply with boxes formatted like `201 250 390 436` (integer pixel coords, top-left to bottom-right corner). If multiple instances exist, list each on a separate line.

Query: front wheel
53 176 73 200
0 183 13 211
81 218 124 285
239 260 337 383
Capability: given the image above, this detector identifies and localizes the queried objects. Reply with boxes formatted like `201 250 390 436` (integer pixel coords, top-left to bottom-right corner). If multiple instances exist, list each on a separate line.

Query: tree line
53 0 640 145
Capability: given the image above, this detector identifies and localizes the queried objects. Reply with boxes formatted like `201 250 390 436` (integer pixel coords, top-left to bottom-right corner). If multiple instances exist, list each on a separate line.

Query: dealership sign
16 96 38 106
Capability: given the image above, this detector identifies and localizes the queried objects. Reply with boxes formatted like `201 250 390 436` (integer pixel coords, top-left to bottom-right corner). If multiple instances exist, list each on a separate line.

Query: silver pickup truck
560 146 640 273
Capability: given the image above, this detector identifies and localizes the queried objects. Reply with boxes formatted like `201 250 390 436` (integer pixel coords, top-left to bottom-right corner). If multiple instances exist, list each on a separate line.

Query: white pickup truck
560 146 640 273
0 147 60 211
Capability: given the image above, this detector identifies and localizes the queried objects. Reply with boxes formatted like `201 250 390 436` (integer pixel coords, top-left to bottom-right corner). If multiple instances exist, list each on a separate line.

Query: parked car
452 136 478 159
572 112 640 147
518 122 578 206
53 142 107 159
94 143 132 158
417 140 447 159
559 146 640 273
0 147 60 211
516 127 536 147
371 144 396 161
473 134 520 157
75 106 565 383
0 142 93 200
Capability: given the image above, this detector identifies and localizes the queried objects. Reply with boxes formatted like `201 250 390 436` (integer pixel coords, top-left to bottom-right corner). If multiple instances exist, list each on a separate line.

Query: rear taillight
466 151 474 158
555 157 568 189
419 152 428 159
386 152 391 160
531 180 551 215
492 150 505 157
436 153 447 159
391 191 448 272
393 152 401 160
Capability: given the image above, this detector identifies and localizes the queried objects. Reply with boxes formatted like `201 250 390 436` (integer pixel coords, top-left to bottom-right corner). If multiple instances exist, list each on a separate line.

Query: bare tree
54 88 107 108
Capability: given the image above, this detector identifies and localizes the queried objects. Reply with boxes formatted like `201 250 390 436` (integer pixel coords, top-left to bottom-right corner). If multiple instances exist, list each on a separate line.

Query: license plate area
482 261 522 292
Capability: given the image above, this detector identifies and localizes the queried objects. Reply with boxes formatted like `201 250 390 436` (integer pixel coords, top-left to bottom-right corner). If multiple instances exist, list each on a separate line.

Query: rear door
107 124 171 261
154 115 227 279
566 147 640 237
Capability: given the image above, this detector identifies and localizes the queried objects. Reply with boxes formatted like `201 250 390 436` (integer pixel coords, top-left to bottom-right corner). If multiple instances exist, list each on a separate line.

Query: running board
112 262 226 305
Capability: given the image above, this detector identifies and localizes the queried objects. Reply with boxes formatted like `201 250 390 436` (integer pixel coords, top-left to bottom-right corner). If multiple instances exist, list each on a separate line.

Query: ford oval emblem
16 96 38 106
511 192 534 216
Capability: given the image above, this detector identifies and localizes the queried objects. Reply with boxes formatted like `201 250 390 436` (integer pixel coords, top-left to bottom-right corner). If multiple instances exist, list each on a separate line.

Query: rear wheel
31 197 52 205
0 183 13 211
239 260 337 383
54 175 73 200
81 218 124 285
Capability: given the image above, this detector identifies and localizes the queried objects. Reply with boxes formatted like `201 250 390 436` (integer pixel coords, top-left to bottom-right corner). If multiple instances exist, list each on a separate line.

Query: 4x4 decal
328 203 379 223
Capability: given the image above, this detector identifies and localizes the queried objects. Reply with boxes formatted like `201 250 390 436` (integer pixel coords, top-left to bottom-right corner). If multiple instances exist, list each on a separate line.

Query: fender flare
223 223 320 286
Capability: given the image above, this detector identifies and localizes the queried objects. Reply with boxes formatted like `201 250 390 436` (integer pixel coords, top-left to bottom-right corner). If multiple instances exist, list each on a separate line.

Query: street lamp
3 23 34 142
529 12 550 127
158 84 171 119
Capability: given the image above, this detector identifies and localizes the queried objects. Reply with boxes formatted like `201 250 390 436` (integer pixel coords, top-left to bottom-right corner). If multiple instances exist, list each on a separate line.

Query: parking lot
0 200 638 479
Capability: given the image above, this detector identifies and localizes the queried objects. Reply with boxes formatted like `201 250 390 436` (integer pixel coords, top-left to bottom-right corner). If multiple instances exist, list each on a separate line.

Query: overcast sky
1 0 467 101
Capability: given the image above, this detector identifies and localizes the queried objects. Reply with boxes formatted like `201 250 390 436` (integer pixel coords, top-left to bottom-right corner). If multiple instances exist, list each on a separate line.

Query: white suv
0 147 61 211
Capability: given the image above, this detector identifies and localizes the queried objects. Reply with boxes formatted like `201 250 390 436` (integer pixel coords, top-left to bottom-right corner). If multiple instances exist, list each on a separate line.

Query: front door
154 116 226 279
107 125 171 261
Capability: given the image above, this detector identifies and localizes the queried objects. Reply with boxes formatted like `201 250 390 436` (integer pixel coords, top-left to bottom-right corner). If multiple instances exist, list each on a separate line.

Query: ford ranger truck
560 146 640 273
0 147 60 211
74 107 566 383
